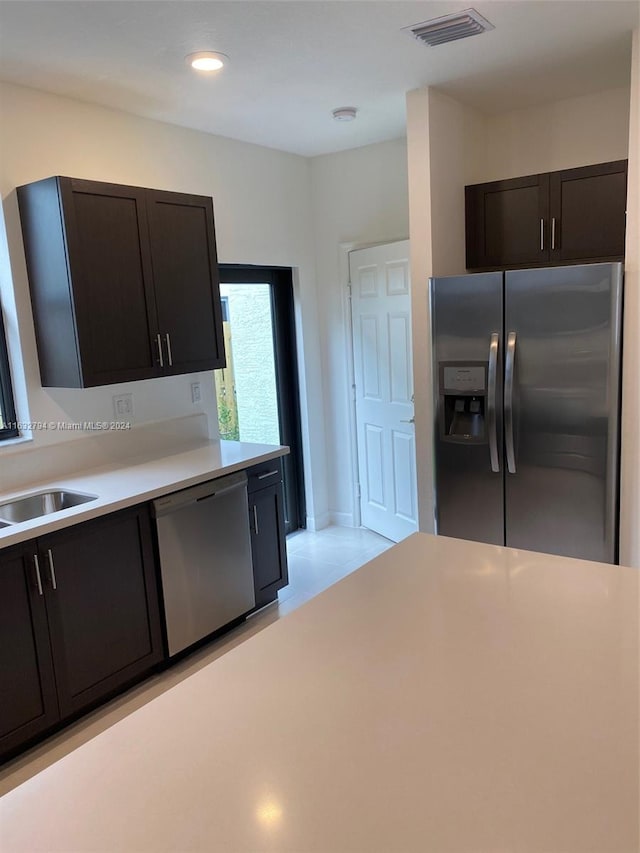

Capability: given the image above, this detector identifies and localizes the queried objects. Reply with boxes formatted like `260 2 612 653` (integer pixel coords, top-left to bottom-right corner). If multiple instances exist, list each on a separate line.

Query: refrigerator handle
487 333 500 473
505 331 517 474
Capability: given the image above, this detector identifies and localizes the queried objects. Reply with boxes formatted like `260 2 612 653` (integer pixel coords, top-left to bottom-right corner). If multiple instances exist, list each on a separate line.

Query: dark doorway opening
215 265 305 534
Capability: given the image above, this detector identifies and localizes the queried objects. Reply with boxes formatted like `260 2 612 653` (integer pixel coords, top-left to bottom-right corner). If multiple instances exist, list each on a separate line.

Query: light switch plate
113 393 134 419
191 382 202 404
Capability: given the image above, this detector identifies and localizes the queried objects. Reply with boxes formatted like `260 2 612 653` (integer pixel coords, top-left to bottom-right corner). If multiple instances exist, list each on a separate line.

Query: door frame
340 237 410 530
218 264 306 534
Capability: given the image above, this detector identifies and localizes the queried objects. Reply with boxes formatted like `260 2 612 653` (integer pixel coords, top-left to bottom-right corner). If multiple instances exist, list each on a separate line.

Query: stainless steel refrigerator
430 262 623 563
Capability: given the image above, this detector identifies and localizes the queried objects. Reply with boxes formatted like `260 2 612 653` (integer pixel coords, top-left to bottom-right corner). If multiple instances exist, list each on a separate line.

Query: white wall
406 88 487 531
619 30 640 567
482 87 631 181
309 139 409 526
407 83 635 559
0 82 328 528
406 88 434 532
426 91 488 277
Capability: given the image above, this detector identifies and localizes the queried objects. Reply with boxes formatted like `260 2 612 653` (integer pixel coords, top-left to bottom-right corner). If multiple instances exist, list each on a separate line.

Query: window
0 310 18 441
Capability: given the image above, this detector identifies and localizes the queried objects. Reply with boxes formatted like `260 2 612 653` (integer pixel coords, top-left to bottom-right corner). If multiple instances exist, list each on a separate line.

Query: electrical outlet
191 382 202 405
113 393 134 419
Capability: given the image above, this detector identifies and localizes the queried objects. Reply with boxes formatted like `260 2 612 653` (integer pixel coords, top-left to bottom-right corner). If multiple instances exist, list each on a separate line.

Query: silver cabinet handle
487 332 500 473
165 333 173 367
540 218 544 251
33 554 43 596
504 331 517 475
156 334 164 368
253 505 259 536
47 548 57 590
551 217 556 250
400 417 415 424
257 470 279 480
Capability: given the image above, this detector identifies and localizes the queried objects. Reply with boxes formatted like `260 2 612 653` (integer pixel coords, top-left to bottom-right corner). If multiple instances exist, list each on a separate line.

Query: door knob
401 417 415 424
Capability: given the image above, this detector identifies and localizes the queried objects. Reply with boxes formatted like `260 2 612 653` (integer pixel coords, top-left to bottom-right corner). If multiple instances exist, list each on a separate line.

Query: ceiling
0 1 637 157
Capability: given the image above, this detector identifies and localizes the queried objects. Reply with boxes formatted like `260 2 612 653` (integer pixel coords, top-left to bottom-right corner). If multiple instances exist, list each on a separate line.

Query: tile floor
0 524 393 795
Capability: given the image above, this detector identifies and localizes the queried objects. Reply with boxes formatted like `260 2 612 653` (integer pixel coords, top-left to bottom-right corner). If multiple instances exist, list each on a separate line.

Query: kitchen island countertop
1 532 637 852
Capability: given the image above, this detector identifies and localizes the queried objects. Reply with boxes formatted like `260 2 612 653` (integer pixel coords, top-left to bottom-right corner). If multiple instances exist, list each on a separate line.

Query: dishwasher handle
152 471 248 517
196 482 244 503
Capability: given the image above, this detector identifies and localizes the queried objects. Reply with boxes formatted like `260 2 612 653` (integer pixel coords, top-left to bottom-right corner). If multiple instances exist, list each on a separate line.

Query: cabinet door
41 507 163 719
249 483 288 609
0 543 59 759
146 190 225 373
466 174 550 270
549 161 627 263
60 178 161 385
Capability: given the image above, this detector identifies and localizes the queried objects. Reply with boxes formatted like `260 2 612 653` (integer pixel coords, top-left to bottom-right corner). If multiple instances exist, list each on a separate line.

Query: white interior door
349 241 417 542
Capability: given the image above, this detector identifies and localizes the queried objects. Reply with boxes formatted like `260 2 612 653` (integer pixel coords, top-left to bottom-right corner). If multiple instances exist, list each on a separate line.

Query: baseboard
306 512 331 531
329 512 355 528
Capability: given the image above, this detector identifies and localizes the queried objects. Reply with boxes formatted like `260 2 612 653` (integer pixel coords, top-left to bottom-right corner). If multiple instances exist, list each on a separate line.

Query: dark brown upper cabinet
465 160 627 271
466 173 550 270
17 177 225 387
548 161 628 264
146 190 225 375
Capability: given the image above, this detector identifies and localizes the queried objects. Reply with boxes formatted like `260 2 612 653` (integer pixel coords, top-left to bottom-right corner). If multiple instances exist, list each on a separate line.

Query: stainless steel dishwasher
152 471 255 657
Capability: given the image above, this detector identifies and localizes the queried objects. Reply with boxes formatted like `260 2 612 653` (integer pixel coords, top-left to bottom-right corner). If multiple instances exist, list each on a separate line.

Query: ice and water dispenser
438 363 487 442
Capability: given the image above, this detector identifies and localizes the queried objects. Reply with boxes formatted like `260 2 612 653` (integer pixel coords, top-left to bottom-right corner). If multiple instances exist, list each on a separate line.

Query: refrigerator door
430 272 504 545
504 263 622 563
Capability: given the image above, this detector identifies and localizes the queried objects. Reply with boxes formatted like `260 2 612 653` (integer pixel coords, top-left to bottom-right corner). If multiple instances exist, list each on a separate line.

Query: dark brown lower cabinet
40 507 163 719
0 506 163 762
248 464 288 609
0 543 59 757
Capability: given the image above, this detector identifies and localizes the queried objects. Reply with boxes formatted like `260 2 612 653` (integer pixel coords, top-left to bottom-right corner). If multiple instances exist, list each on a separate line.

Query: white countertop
0 439 288 548
1 533 637 852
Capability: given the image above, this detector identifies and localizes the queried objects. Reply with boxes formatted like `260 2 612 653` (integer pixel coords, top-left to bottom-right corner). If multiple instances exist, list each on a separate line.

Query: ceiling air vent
403 8 494 47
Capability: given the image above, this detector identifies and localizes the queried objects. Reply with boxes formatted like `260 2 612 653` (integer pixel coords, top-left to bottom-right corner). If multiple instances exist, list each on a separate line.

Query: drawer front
247 459 283 493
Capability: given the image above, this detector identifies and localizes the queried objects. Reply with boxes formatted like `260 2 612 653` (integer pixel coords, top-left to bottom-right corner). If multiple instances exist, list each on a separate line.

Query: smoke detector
403 8 494 47
332 107 358 122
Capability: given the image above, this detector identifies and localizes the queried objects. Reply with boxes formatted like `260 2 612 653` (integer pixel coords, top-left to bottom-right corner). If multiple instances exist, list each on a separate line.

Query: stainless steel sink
0 520 12 529
0 490 97 524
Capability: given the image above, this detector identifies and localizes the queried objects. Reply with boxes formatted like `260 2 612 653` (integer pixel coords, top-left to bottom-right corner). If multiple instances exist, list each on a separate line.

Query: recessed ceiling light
186 51 227 72
332 107 357 122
